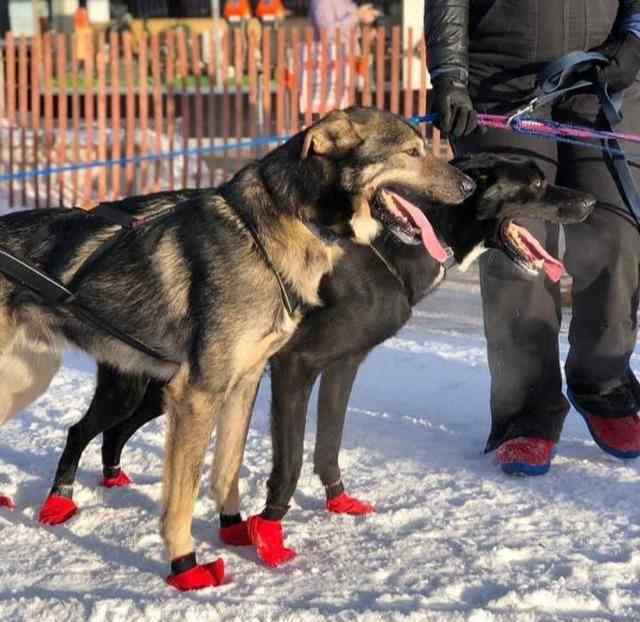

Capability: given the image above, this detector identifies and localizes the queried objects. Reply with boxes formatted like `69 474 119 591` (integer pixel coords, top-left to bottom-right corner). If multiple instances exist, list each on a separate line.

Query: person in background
309 0 381 47
425 0 640 475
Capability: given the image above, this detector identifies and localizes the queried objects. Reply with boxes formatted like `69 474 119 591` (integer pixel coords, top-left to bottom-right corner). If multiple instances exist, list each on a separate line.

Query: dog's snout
460 176 476 198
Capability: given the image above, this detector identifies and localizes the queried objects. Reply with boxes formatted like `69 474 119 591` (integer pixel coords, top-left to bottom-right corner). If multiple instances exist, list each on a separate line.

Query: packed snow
1 274 640 622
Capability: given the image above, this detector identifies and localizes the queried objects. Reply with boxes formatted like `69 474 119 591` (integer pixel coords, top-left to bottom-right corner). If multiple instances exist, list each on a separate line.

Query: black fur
43 154 594 525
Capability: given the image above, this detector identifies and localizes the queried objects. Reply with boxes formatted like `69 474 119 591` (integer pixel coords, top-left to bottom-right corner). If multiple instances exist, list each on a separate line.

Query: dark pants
455 89 640 451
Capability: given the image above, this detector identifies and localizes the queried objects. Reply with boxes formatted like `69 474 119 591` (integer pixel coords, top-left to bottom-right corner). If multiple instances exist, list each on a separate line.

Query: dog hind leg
0 338 61 426
101 378 165 485
0 334 61 510
38 365 150 525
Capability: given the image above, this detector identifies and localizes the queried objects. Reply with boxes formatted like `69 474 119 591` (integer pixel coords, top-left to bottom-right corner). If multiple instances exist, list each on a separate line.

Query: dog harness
0 203 181 365
0 197 302 364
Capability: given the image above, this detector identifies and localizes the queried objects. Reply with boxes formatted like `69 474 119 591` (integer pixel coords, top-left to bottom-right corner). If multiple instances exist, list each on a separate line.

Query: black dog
37 154 594 568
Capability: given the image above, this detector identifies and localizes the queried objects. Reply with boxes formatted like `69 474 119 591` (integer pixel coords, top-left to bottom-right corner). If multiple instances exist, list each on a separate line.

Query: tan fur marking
154 231 190 321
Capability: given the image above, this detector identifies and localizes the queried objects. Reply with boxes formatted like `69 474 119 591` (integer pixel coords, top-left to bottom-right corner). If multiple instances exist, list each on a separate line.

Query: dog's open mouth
373 189 448 263
500 221 564 282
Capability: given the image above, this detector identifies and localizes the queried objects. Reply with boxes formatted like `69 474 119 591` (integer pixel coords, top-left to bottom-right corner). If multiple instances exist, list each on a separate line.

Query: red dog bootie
166 553 225 591
101 466 132 488
326 492 375 515
0 494 15 510
247 515 296 567
219 521 251 546
496 437 555 476
38 494 78 525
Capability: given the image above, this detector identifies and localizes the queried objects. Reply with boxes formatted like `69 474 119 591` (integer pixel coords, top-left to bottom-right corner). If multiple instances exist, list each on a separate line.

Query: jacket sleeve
616 1 640 38
424 0 470 83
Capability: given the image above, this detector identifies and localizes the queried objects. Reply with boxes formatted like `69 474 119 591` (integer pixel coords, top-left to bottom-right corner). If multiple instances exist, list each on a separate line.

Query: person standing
425 0 640 474
309 0 380 47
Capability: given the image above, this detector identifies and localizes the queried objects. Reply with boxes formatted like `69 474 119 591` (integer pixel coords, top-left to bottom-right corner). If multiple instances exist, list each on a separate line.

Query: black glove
430 76 479 139
593 32 640 94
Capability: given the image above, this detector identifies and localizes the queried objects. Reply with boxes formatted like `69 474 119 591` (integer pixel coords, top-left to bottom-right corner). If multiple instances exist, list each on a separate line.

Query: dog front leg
264 351 320 520
162 370 224 591
315 353 375 515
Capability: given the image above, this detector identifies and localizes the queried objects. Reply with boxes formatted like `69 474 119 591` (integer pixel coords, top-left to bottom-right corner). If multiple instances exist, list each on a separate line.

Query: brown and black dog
0 107 473 589
31 153 594 571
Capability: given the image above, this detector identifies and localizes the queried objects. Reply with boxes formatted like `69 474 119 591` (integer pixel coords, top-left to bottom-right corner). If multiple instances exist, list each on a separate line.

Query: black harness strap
0 247 74 304
0 205 179 366
230 208 300 317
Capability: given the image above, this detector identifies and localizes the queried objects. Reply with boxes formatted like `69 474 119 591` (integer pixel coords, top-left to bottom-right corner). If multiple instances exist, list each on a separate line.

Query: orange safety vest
255 0 286 18
223 0 252 19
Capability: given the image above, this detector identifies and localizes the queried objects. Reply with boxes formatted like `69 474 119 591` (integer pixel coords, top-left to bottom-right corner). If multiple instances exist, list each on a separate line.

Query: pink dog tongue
388 192 448 263
513 223 565 282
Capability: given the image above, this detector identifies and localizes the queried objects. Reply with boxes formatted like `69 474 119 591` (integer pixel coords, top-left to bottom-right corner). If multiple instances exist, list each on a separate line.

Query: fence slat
347 28 357 106
138 32 150 193
248 24 259 160
97 34 107 202
234 27 244 169
319 29 329 116
304 26 313 127
110 32 121 200
291 27 301 134
71 34 81 206
404 28 414 119
176 28 189 189
191 31 203 188
276 27 286 136
334 27 344 111
166 30 176 191
123 32 136 196
262 27 272 152
151 33 163 192
207 27 218 186
18 36 28 206
418 37 427 141
6 33 15 208
56 34 68 206
43 33 53 208
31 35 42 208
83 32 95 207
376 26 385 110
220 28 230 177
391 27 400 114
362 27 372 108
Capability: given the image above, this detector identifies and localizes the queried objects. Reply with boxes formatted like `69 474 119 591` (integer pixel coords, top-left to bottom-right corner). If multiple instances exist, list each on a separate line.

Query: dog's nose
460 177 476 197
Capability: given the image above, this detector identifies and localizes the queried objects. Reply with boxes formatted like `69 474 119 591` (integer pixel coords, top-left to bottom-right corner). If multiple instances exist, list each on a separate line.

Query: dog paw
247 515 297 567
219 520 252 546
326 492 375 515
38 494 78 525
0 495 15 510
101 470 133 489
166 558 225 591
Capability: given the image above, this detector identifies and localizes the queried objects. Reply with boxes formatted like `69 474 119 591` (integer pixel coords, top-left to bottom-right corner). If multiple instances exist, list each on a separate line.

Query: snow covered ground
1 275 640 622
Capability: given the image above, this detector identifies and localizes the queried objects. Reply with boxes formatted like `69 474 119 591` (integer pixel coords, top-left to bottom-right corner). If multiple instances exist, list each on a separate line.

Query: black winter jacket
425 0 640 83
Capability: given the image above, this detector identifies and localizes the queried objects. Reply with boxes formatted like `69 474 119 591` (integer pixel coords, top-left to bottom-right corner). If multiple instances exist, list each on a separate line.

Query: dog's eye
406 147 422 158
532 178 544 189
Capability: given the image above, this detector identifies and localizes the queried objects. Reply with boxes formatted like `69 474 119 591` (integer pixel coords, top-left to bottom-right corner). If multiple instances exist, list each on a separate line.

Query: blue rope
1 111 639 186
0 134 289 184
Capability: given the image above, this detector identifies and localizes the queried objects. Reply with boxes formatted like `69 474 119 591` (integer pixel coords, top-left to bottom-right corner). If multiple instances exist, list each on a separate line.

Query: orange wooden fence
0 26 443 209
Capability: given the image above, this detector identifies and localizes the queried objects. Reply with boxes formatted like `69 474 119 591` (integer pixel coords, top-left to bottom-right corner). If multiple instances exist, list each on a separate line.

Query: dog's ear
301 110 363 160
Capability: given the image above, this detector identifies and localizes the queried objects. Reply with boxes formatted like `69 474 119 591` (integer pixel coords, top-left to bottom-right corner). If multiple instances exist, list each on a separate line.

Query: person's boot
568 384 640 459
496 437 556 475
